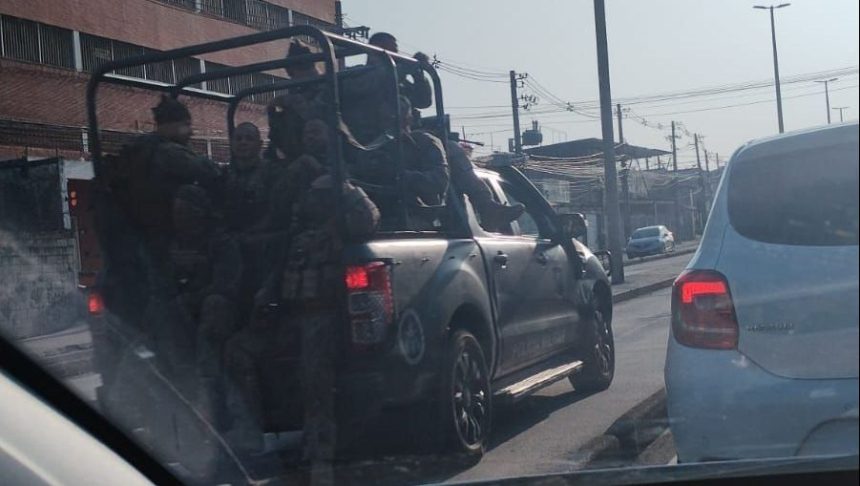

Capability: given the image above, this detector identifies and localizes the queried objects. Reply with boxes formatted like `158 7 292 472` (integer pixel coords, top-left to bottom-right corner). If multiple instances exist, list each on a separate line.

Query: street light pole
754 3 790 133
832 106 848 123
593 0 625 283
815 78 838 124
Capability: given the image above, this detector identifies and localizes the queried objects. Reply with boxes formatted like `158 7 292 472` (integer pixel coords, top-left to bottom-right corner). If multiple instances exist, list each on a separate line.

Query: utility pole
694 134 710 223
616 104 624 144
754 4 790 133
694 134 702 171
335 1 344 29
833 106 848 123
704 149 712 209
716 152 721 170
510 70 523 154
593 0 624 283
815 77 838 124
621 162 631 238
671 121 678 171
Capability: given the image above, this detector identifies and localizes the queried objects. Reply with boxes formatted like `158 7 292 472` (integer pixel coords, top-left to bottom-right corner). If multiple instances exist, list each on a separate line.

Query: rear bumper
626 245 663 258
665 336 859 463
337 340 441 415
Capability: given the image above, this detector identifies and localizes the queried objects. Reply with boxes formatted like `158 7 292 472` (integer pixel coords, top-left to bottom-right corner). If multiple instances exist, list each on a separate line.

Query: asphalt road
17 254 693 485
327 285 677 485
445 287 673 483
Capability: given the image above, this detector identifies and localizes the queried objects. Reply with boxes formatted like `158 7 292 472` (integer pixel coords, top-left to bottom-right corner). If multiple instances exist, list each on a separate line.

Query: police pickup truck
83 26 614 461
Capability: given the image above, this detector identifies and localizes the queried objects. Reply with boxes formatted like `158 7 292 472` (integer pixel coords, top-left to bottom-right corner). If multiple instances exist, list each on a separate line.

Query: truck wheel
570 298 615 392
439 330 491 459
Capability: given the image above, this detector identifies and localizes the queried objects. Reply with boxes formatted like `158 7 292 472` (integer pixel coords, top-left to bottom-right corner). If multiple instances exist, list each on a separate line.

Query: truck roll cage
86 25 448 232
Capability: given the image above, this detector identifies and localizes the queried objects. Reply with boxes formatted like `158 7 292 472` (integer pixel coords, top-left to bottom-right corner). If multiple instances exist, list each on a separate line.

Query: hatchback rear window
727 142 859 246
632 227 660 238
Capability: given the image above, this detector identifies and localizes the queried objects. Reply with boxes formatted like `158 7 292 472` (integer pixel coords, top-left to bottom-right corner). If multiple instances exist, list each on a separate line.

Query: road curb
573 388 669 469
612 278 676 304
605 388 668 454
623 246 697 267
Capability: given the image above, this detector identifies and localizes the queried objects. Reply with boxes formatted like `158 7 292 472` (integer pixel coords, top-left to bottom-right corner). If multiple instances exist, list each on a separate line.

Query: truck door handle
493 252 509 267
536 252 549 265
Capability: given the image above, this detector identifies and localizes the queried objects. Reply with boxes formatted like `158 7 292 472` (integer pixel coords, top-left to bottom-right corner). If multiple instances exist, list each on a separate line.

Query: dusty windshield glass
632 227 660 239
0 1 857 485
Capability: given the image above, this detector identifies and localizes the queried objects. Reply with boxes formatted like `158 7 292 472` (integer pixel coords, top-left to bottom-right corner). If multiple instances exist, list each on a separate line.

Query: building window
0 15 75 69
143 48 174 83
246 0 290 31
222 0 249 24
174 57 203 88
201 0 248 24
155 0 329 33
80 33 113 72
38 24 75 69
1 15 40 63
291 11 335 31
111 40 146 78
250 72 277 103
204 61 232 94
160 0 196 10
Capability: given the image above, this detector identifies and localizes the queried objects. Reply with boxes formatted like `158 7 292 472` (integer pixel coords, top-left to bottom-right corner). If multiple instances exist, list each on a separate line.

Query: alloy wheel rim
452 348 488 447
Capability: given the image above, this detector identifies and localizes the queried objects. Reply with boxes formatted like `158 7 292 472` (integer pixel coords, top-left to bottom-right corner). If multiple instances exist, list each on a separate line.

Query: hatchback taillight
346 262 394 345
671 269 738 349
87 290 105 316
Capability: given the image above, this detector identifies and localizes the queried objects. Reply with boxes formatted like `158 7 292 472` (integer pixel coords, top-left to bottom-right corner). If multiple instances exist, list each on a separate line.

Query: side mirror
594 250 612 276
557 213 588 241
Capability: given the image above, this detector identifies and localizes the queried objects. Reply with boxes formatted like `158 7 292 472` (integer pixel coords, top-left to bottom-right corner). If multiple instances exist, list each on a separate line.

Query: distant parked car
626 225 675 258
664 122 859 463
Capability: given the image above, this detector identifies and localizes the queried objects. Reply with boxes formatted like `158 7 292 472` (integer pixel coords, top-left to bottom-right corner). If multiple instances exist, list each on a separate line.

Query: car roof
734 121 858 162
634 225 662 231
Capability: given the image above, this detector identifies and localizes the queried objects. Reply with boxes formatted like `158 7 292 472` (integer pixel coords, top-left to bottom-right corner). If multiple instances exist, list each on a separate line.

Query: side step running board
495 359 583 403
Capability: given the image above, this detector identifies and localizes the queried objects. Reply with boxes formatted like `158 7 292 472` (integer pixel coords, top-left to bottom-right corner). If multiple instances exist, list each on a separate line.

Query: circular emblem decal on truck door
397 309 425 365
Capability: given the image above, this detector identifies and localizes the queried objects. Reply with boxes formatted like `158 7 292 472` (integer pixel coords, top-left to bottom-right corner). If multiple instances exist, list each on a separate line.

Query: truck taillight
346 262 393 345
671 270 738 350
87 291 105 316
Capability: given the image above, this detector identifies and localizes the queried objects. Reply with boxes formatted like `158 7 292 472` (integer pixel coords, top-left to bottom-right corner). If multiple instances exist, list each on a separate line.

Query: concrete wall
0 230 82 339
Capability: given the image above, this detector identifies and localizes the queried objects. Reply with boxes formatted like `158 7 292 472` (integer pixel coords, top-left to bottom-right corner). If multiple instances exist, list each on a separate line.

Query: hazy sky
344 0 859 166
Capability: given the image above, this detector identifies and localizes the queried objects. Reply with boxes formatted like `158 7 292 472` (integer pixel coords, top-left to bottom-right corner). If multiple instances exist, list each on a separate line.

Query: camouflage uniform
445 139 494 206
266 86 325 162
350 129 449 229
145 222 243 417
223 173 379 468
99 134 221 327
341 60 432 146
223 158 280 313
287 175 379 468
101 189 242 482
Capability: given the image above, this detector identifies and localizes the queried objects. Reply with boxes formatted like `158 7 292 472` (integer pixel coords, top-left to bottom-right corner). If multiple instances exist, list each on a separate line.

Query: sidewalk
18 324 95 379
612 251 696 303
623 240 699 266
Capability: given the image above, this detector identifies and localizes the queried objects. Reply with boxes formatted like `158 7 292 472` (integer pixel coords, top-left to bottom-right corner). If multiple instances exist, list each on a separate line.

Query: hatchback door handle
493 252 509 267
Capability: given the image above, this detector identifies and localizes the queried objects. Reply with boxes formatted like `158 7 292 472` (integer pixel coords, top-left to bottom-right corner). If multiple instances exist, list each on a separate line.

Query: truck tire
436 330 491 460
570 297 615 392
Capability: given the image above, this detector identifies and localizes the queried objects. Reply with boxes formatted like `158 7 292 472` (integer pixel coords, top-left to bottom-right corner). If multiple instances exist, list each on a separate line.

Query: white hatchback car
665 122 859 463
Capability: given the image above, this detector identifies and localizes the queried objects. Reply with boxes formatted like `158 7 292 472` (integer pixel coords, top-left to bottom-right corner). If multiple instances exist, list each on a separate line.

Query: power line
637 84 859 117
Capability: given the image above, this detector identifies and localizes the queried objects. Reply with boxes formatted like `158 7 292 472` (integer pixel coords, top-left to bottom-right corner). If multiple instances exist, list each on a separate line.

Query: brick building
0 0 338 161
0 0 338 338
